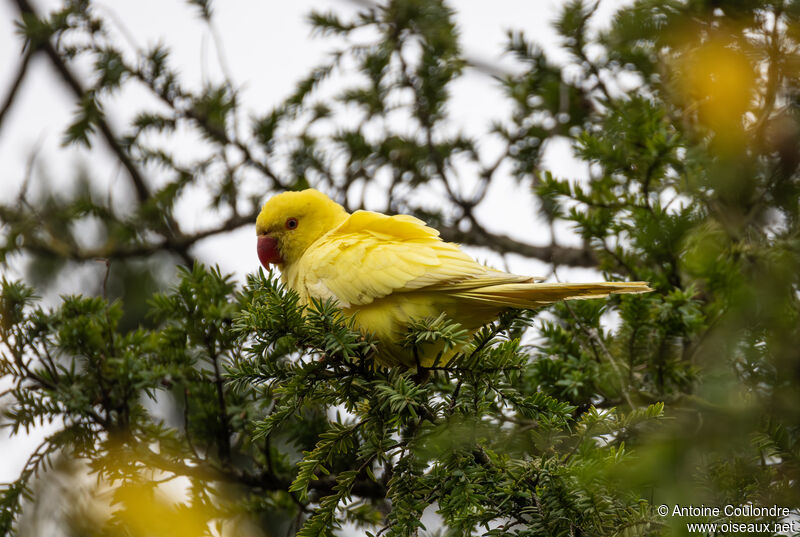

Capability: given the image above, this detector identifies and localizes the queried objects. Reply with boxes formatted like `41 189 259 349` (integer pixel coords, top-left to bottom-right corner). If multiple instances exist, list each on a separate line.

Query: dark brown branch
20 209 259 262
132 441 387 500
126 66 289 190
208 342 232 463
436 223 598 268
12 0 151 205
1 0 196 265
310 474 386 500
13 187 598 268
0 48 34 133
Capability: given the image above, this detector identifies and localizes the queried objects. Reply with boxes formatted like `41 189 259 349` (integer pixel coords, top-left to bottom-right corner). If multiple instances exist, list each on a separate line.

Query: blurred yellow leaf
674 32 756 149
110 480 213 537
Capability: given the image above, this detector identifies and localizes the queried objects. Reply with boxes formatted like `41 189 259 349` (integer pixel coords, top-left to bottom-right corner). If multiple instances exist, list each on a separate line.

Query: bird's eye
285 217 298 230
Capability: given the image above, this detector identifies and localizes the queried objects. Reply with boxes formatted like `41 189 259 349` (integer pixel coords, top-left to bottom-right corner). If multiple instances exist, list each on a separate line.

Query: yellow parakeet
256 188 651 367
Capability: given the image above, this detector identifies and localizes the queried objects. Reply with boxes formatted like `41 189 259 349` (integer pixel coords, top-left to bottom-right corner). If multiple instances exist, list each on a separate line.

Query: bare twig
752 4 785 141
98 258 111 300
18 208 255 262
559 294 634 409
0 48 35 132
183 387 201 459
335 0 512 78
436 222 598 267
208 341 232 463
14 0 152 204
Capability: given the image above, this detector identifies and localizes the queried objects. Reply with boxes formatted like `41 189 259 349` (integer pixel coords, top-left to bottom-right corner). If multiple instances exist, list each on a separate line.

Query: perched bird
256 189 651 367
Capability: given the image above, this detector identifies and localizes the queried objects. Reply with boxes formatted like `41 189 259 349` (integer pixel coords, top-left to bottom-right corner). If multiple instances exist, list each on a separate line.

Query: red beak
257 235 283 267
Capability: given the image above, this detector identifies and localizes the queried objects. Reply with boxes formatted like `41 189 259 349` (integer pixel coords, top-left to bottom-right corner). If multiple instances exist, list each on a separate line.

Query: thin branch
11 0 152 204
98 258 111 300
19 208 257 262
124 58 289 190
7 1 204 270
571 1 616 108
752 4 785 141
560 296 634 409
436 221 598 268
208 340 232 463
16 138 44 206
183 387 201 459
335 0 512 78
0 48 35 133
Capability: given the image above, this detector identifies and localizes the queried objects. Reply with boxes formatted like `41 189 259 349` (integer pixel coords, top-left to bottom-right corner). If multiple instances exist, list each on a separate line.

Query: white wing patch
305 278 350 308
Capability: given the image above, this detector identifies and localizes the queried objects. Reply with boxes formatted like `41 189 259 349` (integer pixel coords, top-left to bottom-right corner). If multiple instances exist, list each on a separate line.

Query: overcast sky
0 0 629 500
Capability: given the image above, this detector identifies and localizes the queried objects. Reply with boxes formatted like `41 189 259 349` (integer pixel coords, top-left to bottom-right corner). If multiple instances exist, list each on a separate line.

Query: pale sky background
0 0 631 525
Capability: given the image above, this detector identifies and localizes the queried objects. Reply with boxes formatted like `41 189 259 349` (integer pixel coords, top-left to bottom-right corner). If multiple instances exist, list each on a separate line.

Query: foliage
1 0 800 536
0 266 667 536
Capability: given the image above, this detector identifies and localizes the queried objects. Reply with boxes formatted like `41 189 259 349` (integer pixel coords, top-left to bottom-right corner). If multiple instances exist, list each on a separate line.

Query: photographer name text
656 504 797 535
659 504 791 518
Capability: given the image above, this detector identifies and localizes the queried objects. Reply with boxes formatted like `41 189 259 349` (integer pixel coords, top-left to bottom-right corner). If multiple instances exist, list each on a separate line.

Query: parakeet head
256 189 349 267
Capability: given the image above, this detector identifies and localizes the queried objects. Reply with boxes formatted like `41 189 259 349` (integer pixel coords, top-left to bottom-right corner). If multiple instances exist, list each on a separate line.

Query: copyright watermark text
657 504 797 534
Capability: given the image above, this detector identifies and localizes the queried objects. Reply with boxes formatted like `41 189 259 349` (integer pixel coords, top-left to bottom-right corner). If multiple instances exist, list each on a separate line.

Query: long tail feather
454 281 652 309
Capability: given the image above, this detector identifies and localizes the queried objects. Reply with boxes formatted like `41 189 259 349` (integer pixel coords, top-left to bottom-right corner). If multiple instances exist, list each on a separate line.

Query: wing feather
294 210 508 306
288 209 646 313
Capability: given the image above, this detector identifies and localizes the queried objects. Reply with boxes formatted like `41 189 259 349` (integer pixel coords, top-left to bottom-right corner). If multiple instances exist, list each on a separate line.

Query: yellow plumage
256 189 652 367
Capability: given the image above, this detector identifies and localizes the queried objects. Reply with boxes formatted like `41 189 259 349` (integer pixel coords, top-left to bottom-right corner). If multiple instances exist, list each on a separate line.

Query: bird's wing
297 210 533 307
